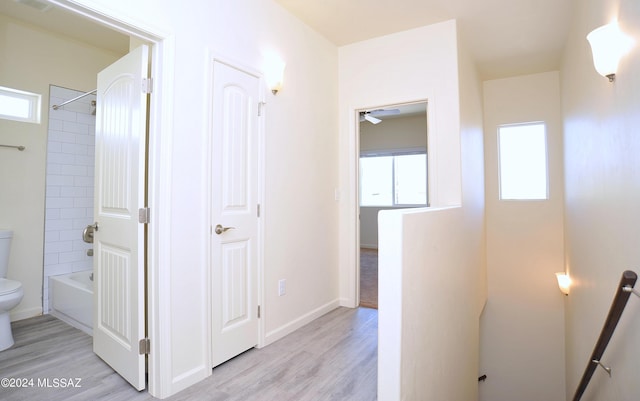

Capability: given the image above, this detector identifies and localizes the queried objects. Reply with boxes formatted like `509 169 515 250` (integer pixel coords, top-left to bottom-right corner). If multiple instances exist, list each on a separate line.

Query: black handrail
572 270 638 401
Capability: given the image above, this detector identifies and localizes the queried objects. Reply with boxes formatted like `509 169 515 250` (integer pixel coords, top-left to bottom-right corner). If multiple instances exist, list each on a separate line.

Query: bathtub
49 271 93 336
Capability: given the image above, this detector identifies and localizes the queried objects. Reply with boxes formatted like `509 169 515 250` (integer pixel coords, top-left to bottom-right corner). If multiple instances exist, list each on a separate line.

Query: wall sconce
586 20 635 82
556 272 572 296
263 52 286 95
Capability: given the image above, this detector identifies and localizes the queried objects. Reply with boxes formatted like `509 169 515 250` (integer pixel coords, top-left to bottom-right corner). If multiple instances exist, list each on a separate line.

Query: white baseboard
339 297 360 308
264 299 340 346
11 307 42 322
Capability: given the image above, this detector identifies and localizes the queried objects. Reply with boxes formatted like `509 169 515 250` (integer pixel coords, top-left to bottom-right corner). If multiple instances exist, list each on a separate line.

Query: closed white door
210 60 261 367
92 45 149 390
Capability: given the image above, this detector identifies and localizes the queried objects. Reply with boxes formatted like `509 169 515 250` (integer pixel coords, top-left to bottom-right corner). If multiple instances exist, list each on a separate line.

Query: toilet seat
0 279 22 296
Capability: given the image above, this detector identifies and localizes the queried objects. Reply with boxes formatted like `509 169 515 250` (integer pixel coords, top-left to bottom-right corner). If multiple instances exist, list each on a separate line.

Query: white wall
340 20 486 400
66 0 340 397
480 72 566 401
561 0 640 399
0 13 124 321
208 0 340 345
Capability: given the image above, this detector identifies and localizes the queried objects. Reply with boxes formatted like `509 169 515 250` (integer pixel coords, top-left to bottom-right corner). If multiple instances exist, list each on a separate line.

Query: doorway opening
356 101 428 309
2 0 170 396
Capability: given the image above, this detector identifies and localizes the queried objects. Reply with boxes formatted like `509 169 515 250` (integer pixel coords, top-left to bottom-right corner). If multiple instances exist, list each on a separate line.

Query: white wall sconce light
586 20 635 82
556 272 572 296
263 51 286 95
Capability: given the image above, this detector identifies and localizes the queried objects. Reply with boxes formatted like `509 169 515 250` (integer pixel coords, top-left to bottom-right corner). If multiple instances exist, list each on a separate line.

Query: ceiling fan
359 108 401 124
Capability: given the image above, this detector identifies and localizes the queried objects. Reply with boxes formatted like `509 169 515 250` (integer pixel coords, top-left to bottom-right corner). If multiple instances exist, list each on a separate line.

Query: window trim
0 86 42 124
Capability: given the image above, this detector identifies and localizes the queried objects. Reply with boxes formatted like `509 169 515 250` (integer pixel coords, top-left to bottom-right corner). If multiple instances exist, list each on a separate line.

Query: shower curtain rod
0 144 25 151
51 89 97 110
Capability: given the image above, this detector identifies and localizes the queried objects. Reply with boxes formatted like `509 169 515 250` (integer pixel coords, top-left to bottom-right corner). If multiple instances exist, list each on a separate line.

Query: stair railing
572 270 638 401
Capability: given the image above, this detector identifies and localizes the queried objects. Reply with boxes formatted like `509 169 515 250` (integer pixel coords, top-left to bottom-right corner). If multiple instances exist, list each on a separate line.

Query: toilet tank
0 229 13 278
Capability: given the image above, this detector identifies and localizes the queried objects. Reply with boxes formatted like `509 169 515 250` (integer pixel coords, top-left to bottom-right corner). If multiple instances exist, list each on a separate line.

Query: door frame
348 99 434 308
206 53 266 350
48 0 173 398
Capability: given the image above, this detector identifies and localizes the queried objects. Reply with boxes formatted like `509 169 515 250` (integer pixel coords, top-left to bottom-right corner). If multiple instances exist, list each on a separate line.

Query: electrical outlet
278 279 286 296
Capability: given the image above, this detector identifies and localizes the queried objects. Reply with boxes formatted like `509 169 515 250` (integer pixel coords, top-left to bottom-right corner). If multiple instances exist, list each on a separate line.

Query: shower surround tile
43 85 96 313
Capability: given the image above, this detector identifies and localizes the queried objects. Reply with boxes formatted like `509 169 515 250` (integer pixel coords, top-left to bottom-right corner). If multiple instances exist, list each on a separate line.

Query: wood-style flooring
360 248 378 309
0 307 377 401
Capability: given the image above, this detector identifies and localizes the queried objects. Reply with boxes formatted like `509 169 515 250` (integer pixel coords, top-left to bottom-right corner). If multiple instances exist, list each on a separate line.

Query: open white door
211 60 261 367
92 45 149 390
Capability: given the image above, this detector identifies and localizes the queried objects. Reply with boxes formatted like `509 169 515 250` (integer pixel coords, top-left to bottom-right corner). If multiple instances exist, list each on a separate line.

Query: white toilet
0 229 23 351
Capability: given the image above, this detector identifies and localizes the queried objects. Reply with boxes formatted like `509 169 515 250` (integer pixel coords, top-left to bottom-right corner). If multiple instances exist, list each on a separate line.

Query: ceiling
360 102 427 125
2 0 574 80
275 0 575 80
0 0 129 55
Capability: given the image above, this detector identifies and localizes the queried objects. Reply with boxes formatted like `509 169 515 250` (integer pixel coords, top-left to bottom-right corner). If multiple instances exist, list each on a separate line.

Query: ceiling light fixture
586 20 635 82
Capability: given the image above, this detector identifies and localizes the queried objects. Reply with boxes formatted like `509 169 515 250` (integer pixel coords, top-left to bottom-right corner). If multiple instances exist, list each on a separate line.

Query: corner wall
339 20 463 308
340 20 485 400
561 0 640 399
480 72 566 401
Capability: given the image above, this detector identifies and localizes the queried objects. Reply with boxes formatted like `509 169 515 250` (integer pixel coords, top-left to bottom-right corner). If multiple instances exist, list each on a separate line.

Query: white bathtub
49 271 93 335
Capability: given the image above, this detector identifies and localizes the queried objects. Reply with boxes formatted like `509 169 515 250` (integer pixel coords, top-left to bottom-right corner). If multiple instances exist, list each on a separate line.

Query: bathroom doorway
0 1 130 323
1 0 170 395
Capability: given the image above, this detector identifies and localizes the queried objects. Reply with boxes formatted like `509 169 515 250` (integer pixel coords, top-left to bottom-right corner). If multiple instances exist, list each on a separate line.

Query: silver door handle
82 222 98 243
214 224 235 235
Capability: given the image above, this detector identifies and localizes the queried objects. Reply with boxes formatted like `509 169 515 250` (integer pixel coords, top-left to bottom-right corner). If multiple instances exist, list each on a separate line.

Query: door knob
82 222 98 243
214 224 235 235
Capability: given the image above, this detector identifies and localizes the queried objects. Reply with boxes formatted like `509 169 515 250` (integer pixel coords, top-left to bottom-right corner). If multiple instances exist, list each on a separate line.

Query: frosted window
0 86 41 124
498 123 548 200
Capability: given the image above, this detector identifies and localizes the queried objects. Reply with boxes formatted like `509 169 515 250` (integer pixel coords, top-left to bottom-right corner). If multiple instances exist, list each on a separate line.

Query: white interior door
92 45 149 390
211 60 260 367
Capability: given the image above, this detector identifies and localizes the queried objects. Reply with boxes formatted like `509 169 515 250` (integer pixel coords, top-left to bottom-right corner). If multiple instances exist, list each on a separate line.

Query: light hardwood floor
0 307 377 401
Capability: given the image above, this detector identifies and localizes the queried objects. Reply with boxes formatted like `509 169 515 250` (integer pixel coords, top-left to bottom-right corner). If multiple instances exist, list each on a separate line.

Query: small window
498 123 548 200
0 86 41 124
360 152 427 207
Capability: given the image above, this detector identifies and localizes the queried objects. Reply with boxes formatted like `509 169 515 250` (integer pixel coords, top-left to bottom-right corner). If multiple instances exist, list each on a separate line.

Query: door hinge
258 101 266 117
139 207 150 224
257 204 261 218
142 78 153 94
257 305 261 318
139 338 150 355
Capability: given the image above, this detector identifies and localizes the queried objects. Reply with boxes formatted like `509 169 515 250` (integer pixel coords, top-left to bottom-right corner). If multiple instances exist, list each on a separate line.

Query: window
0 86 41 124
498 123 548 200
360 152 427 206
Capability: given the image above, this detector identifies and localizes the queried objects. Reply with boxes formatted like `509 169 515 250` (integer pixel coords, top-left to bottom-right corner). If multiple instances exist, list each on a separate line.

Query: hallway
1 307 378 400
